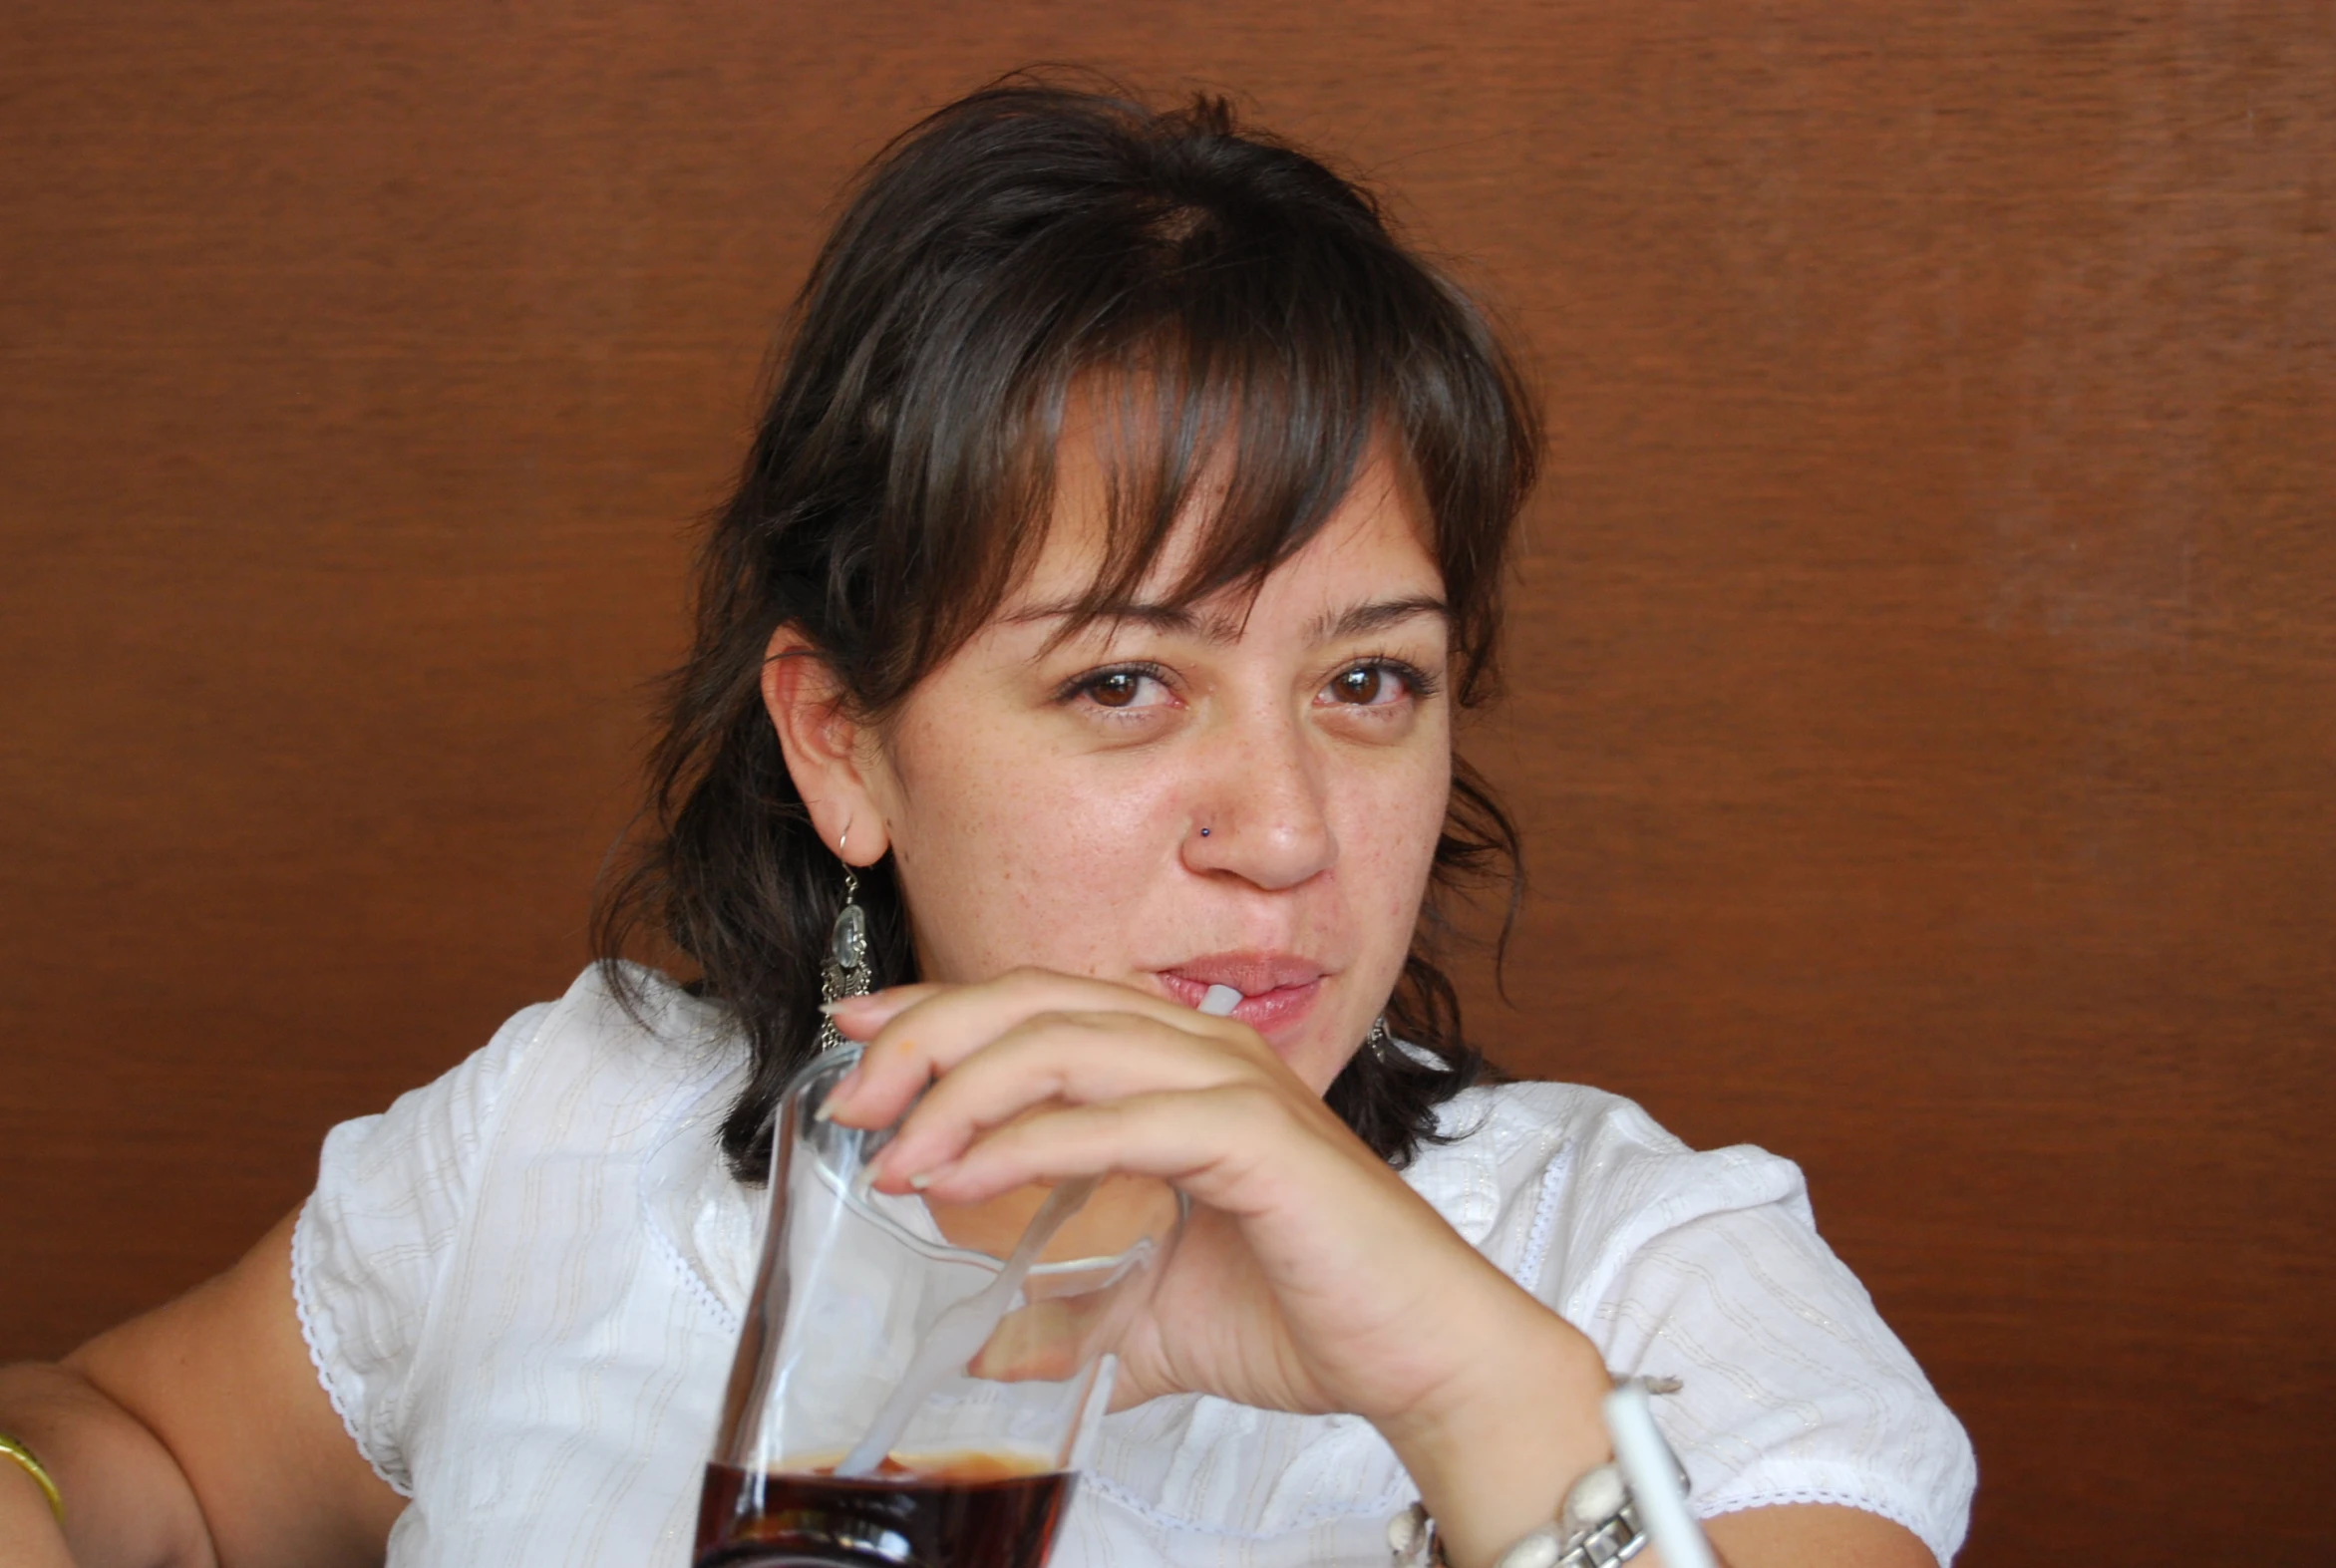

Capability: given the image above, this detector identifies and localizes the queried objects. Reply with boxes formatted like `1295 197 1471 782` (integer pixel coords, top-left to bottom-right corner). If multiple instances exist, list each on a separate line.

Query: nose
1179 700 1339 891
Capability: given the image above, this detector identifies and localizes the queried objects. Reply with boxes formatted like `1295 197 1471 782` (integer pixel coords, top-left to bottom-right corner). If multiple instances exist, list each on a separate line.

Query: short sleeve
1519 1093 1977 1565
289 1002 553 1496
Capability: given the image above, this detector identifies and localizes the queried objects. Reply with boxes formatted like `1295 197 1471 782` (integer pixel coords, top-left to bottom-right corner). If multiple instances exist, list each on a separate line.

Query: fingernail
815 1069 860 1121
905 1160 956 1192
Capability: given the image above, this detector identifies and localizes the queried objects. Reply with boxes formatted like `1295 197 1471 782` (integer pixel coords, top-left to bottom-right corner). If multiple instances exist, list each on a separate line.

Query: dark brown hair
595 79 1537 1181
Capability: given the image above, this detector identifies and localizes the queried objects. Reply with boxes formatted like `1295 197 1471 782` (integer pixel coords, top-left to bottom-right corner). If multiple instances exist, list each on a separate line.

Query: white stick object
1602 1381 1718 1568
834 1172 1095 1476
1199 984 1243 1016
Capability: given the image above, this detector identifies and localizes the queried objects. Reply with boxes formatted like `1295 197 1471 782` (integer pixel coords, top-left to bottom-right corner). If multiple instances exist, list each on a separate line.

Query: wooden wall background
3 3 2330 1562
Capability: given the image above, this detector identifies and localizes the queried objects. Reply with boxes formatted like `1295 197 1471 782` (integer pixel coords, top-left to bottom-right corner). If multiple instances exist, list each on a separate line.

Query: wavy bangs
771 85 1535 715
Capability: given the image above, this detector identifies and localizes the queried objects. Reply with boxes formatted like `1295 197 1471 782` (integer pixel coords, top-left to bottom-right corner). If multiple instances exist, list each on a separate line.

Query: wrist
1375 1293 1614 1568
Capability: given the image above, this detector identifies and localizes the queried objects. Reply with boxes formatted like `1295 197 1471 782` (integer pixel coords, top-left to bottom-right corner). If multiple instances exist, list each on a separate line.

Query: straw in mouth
1199 984 1243 1016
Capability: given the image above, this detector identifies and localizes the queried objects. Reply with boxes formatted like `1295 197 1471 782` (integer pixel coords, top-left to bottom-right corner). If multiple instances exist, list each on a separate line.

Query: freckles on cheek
884 717 1042 976
1357 776 1451 951
1033 775 1172 889
1018 776 1183 963
910 744 1175 977
1356 754 1450 872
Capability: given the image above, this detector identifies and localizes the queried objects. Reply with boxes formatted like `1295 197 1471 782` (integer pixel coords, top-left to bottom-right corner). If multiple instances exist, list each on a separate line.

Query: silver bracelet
1386 1378 1685 1568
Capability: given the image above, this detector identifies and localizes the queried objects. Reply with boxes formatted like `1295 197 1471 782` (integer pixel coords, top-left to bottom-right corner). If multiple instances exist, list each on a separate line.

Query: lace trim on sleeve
288 1192 416 1498
1516 1143 1574 1288
1697 1479 1959 1568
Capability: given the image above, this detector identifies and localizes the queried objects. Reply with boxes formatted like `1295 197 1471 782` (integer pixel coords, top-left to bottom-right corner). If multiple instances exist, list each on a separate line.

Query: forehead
1001 407 1443 636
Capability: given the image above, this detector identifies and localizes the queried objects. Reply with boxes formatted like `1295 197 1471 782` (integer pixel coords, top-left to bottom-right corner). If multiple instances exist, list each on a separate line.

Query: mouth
1156 953 1328 1043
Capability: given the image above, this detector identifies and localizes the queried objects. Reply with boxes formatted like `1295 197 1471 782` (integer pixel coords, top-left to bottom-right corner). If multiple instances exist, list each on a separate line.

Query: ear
760 625 891 866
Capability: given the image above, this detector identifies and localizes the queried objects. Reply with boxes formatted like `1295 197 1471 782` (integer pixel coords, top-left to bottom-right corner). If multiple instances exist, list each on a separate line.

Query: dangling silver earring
818 830 872 1054
1365 1015 1393 1062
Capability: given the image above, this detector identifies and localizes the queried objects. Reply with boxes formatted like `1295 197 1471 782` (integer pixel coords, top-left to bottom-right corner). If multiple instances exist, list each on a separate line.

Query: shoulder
1408 1080 1814 1303
430 961 747 1164
1414 1081 1975 1564
298 962 748 1349
319 962 742 1172
293 965 751 1497
521 960 745 1103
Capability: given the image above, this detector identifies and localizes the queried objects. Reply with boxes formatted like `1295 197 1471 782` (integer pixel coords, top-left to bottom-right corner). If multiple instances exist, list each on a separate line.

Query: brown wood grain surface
3 4 2330 1562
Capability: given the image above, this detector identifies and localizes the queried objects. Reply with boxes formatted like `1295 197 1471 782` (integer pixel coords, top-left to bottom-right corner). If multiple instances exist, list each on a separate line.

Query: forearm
1374 1290 1622 1568
0 1362 215 1568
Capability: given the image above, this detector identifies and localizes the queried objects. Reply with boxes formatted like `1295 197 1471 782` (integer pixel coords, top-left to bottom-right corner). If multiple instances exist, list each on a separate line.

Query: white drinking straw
1602 1380 1718 1568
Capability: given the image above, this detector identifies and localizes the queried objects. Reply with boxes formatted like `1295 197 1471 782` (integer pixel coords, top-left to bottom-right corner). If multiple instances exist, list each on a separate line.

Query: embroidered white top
291 966 1975 1567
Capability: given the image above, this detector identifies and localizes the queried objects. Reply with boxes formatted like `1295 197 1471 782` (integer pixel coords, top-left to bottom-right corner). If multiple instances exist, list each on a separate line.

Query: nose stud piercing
1198 826 1210 837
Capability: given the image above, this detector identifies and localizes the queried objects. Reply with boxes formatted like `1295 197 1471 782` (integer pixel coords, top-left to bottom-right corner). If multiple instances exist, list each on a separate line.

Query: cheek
1343 736 1453 908
882 720 1185 982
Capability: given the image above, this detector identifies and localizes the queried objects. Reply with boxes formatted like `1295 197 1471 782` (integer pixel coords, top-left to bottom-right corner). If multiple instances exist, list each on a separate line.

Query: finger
902 1084 1332 1218
814 986 984 1128
829 969 1256 1126
868 1010 1271 1184
810 986 941 1115
820 983 938 1038
913 1092 1467 1344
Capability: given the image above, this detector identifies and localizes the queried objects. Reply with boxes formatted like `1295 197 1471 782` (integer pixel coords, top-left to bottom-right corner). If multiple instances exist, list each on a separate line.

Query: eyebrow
1309 594 1449 642
1005 593 1449 645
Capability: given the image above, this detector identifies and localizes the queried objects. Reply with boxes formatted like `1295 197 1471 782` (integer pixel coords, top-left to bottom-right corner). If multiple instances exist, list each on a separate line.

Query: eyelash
1333 653 1442 705
1054 661 1174 711
1052 655 1442 711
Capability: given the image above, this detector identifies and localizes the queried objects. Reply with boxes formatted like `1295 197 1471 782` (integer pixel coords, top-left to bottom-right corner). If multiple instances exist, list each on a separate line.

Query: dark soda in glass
693 1452 1076 1568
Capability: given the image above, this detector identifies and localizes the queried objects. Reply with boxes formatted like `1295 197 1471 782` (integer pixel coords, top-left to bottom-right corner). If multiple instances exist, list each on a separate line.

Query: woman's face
847 435 1454 1094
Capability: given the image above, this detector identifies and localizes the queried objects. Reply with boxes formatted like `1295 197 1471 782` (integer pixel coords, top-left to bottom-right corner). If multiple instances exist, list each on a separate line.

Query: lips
1158 953 1328 1042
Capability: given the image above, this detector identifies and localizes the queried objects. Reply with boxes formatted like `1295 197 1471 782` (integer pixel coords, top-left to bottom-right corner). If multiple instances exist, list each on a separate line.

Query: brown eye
1087 672 1143 708
1331 666 1387 705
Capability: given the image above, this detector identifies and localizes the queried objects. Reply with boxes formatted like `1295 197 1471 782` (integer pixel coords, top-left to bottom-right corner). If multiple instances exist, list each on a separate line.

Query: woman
0 84 1973 1568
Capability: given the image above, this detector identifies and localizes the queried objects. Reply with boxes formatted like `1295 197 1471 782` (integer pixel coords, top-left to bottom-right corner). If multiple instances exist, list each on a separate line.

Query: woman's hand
820 968 1619 1567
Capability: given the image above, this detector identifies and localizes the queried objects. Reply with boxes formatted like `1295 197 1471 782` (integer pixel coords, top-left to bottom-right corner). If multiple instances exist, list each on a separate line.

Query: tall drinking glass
695 1047 1185 1568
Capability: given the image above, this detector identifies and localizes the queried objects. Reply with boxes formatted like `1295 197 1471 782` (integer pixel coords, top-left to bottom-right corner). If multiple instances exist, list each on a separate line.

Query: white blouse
292 965 1974 1567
